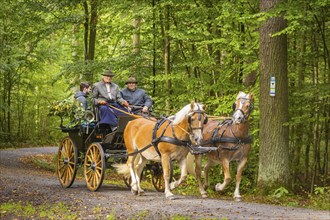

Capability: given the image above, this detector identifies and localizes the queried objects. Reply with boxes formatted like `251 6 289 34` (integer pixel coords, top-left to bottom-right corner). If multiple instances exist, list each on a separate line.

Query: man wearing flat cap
92 69 129 130
120 76 153 114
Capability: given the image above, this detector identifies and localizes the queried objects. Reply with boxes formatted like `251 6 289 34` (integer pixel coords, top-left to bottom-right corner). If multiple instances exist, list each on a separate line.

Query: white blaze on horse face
189 104 204 145
233 100 244 124
191 124 203 145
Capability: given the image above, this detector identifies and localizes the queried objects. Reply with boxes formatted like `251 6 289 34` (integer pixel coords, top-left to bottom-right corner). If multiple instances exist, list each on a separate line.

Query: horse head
232 92 254 124
172 101 208 145
188 101 208 144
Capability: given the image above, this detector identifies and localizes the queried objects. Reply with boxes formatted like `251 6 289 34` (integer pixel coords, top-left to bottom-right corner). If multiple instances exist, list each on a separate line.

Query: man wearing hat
92 69 129 130
120 76 153 114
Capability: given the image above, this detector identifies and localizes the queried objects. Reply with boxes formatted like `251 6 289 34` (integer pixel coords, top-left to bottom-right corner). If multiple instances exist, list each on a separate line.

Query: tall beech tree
258 0 291 190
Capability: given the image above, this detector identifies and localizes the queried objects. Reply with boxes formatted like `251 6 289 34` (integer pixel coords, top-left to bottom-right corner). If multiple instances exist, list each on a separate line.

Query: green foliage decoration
48 98 85 128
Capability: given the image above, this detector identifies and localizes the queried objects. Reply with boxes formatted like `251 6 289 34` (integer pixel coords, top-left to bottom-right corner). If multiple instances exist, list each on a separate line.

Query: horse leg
185 153 196 177
162 154 175 199
170 158 187 190
194 154 208 198
215 159 231 192
234 157 247 201
127 155 138 195
203 157 216 191
135 155 148 196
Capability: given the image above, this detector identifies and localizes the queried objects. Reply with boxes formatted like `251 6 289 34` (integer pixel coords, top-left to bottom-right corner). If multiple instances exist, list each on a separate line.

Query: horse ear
202 104 207 111
190 101 195 110
249 94 254 102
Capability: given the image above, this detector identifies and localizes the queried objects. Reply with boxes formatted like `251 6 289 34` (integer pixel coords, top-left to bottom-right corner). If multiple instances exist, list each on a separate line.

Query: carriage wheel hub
63 158 69 165
90 162 96 171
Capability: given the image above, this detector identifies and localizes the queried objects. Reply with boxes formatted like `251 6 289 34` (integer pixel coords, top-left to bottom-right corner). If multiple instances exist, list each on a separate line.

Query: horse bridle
187 106 208 131
232 98 254 121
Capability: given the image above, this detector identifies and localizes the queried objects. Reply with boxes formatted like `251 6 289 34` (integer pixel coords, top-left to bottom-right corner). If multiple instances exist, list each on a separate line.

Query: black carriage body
61 115 135 153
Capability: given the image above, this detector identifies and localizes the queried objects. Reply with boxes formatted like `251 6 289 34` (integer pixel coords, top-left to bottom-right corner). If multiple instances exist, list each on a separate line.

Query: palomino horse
115 102 207 199
193 92 254 201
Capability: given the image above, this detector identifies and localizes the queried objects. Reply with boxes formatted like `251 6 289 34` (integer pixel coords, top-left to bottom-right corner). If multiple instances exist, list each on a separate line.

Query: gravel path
0 147 329 219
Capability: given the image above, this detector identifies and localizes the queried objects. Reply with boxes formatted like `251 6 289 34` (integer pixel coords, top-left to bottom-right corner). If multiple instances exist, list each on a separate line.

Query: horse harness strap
150 117 191 157
209 119 253 151
121 116 193 158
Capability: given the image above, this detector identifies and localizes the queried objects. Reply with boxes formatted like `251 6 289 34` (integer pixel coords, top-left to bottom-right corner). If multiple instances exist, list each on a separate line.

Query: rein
107 104 200 134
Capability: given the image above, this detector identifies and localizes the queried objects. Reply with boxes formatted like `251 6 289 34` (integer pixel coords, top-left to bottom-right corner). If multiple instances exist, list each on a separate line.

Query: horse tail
114 163 130 175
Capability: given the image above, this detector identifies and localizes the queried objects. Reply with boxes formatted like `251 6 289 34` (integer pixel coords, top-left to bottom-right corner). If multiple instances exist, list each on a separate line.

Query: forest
0 0 329 200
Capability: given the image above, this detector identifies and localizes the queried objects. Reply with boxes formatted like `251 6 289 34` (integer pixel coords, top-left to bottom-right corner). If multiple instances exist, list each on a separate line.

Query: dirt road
0 147 329 219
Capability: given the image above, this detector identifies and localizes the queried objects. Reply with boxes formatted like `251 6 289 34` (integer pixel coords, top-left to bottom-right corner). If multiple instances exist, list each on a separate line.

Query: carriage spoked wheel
57 136 78 188
151 161 173 192
84 143 106 191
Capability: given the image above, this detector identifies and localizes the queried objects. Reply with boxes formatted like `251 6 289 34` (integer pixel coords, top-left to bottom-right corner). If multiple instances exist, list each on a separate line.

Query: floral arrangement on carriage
48 97 93 130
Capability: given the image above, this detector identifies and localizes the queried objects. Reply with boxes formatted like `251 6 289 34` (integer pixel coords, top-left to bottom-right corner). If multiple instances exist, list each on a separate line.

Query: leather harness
205 119 253 151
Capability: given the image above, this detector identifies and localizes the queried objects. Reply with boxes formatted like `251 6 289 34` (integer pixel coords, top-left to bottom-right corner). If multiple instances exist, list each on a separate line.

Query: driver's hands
122 101 129 107
142 106 149 113
99 100 107 105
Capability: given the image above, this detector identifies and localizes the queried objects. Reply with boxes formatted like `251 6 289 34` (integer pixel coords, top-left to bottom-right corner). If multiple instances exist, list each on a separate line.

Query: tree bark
163 4 172 112
132 6 140 74
82 0 97 83
258 0 290 191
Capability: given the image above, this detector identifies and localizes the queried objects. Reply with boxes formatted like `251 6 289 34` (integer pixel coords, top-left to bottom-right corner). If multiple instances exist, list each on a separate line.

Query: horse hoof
202 194 208 199
138 191 145 196
170 182 177 190
215 184 224 192
203 185 208 190
167 195 177 200
234 196 242 202
131 189 138 195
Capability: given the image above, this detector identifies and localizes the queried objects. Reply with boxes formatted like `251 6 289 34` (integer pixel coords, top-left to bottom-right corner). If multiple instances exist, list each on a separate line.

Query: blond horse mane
171 102 204 125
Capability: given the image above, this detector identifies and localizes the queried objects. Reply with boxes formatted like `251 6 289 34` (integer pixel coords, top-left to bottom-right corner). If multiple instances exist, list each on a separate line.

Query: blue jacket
74 91 89 110
120 88 153 108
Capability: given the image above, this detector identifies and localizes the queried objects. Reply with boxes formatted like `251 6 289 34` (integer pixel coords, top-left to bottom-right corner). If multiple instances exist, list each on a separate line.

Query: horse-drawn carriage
57 109 169 192
57 92 254 201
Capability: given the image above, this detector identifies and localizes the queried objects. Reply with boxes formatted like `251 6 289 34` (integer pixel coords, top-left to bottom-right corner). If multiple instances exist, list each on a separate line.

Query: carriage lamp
270 76 275 96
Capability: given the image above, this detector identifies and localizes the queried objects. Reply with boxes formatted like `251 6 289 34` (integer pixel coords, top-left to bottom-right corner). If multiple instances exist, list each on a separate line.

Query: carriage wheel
84 143 106 191
151 161 173 192
57 136 78 188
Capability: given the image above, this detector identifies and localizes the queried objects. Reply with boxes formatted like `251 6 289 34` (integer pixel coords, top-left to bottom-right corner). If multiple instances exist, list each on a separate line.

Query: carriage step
189 146 218 155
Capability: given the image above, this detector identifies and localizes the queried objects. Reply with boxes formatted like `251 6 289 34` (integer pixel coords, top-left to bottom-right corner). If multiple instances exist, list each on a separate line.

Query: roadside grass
22 153 330 211
0 201 77 220
0 143 52 150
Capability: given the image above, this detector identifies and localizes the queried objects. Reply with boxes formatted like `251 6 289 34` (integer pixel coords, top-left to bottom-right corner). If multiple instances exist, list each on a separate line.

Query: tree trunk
132 9 140 74
293 26 306 187
163 4 171 112
258 0 290 191
132 17 140 54
82 0 97 83
83 0 89 62
152 0 156 97
72 24 79 62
